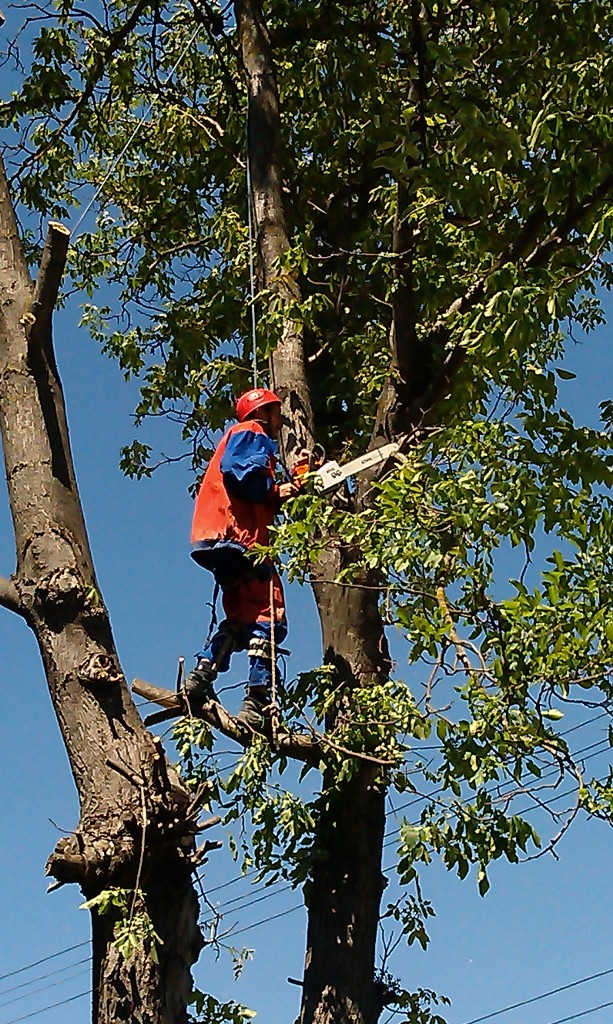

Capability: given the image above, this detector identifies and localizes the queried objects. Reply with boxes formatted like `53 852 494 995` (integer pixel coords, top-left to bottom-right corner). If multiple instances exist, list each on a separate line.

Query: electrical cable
0 958 90 999
0 943 89 983
543 1002 613 1024
3 718 608 996
0 908 300 1023
199 738 610 927
458 966 613 1024
6 7 610 1023
383 739 609 851
0 966 90 1011
220 903 302 940
196 739 609 935
0 989 90 1024
210 881 293 914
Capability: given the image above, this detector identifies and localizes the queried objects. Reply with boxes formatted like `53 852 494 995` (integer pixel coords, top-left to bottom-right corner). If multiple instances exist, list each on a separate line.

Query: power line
204 719 610 905
0 909 301 1023
0 943 89 983
196 712 610 904
0 966 90 1011
0 958 90 1000
383 738 610 851
459 966 613 1024
6 741 607 999
543 1001 613 1024
0 989 90 1024
222 904 302 940
211 881 293 915
197 737 610 930
2 717 608 999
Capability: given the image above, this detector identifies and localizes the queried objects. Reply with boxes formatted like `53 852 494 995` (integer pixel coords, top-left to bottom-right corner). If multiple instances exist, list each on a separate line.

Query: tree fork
0 155 205 1024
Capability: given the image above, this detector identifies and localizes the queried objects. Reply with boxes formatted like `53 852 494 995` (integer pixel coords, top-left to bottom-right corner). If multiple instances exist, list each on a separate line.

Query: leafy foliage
189 989 256 1023
4 0 613 463
81 887 163 962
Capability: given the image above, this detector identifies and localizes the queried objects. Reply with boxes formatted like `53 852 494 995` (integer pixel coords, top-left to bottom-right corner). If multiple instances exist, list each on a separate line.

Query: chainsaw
291 441 401 494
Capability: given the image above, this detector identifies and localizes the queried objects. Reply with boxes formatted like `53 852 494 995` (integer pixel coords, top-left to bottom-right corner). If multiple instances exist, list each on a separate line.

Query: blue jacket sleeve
220 430 277 503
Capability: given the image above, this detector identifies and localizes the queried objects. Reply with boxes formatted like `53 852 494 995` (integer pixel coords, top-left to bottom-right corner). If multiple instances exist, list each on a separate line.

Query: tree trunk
300 775 386 1024
298 557 391 1024
0 159 204 1023
235 5 392 1020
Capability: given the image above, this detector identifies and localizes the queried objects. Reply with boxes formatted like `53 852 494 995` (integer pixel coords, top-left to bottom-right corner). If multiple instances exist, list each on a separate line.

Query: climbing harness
247 635 274 659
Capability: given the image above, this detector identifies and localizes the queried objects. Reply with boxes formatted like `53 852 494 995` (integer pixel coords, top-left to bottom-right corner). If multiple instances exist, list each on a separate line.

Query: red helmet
235 388 281 422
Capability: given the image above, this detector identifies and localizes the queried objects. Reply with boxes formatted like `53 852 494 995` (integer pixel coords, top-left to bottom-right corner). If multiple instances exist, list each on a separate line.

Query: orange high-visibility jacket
190 420 280 561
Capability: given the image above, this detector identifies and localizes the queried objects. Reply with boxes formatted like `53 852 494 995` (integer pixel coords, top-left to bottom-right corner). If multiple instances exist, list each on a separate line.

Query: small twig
47 817 77 835
192 840 223 867
186 780 214 817
435 584 476 678
318 729 399 768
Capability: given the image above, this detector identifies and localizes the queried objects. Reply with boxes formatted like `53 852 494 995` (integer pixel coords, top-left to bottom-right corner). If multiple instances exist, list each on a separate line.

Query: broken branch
0 575 25 617
29 221 71 341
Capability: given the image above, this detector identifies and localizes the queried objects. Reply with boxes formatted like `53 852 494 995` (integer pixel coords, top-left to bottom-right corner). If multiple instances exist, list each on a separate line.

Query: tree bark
0 157 204 1023
300 772 386 1024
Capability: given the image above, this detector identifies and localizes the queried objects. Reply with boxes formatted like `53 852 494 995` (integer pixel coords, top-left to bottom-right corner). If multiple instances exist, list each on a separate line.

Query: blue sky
1 7 612 1023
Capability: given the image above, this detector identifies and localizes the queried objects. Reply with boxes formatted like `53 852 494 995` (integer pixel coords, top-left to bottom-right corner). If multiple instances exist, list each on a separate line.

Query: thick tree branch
389 183 419 390
0 575 25 617
382 171 613 442
378 1 436 421
188 0 240 106
387 3 434 404
524 171 613 269
0 153 31 293
132 678 321 765
404 201 550 427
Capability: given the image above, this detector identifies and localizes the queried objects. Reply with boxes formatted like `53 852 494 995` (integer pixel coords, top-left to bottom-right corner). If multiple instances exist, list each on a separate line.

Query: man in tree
185 387 298 731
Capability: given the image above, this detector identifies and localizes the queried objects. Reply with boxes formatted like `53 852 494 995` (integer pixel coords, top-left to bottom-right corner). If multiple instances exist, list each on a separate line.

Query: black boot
237 688 272 734
184 658 218 704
